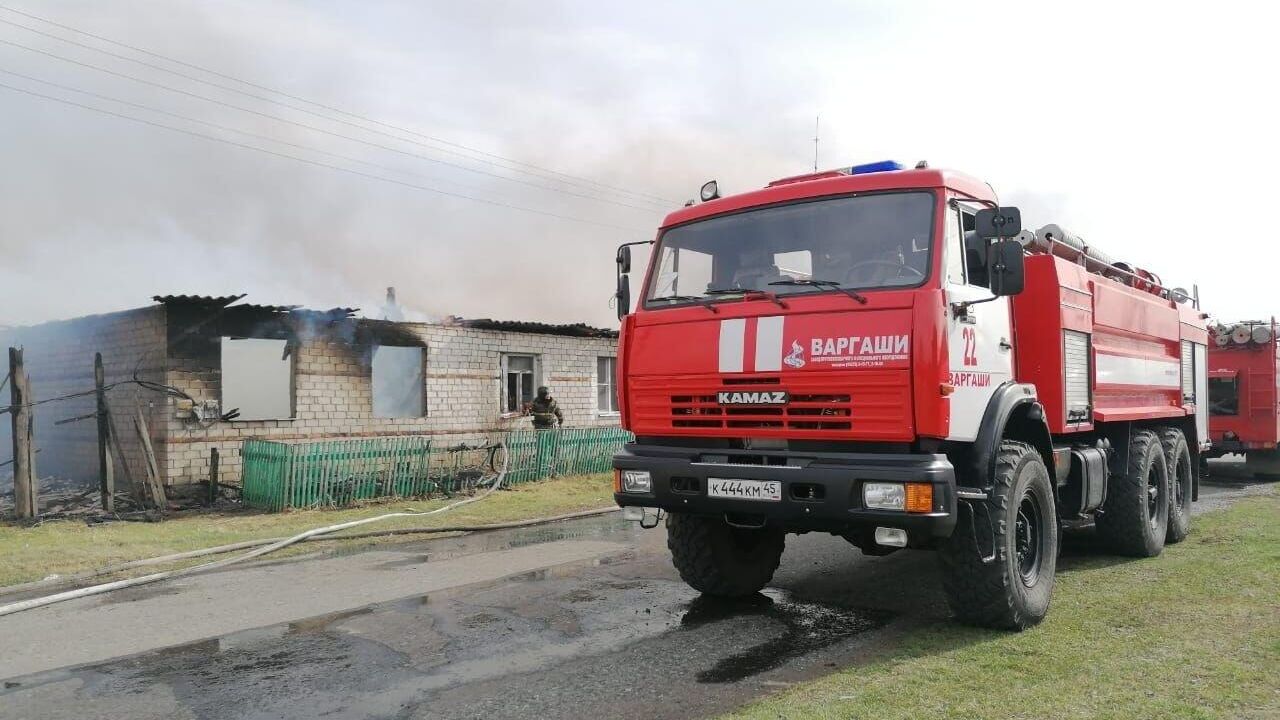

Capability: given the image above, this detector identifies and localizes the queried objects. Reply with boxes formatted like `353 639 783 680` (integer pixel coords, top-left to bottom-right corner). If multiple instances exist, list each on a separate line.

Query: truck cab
613 162 1205 630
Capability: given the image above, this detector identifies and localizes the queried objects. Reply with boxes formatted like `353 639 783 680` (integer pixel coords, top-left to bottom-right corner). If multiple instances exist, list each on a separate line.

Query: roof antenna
812 113 821 172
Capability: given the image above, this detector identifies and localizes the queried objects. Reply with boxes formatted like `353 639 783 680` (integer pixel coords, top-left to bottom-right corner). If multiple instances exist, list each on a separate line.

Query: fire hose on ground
0 441 619 618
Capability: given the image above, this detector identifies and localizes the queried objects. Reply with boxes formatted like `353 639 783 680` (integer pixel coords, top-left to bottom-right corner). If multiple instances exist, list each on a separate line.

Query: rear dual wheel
1097 429 1169 557
1159 428 1192 544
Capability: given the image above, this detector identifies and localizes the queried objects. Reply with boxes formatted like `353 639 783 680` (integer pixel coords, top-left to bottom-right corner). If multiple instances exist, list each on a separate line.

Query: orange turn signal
905 483 934 513
613 470 623 493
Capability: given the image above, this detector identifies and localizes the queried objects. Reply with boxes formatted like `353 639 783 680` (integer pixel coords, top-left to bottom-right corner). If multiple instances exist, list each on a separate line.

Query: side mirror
616 274 631 320
974 206 1022 239
988 240 1025 296
617 245 632 274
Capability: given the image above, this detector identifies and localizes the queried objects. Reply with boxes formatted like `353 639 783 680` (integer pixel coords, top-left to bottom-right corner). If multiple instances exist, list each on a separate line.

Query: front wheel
666 513 785 597
938 440 1058 631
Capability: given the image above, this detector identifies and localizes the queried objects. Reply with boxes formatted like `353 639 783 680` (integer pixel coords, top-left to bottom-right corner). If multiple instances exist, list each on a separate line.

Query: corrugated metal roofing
151 294 246 306
450 317 618 338
152 295 352 316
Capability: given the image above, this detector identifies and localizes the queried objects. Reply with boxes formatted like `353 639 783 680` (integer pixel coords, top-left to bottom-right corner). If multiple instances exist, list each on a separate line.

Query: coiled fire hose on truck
0 441 613 618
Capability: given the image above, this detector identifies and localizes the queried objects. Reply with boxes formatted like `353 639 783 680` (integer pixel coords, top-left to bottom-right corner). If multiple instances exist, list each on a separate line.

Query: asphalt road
1 470 1269 720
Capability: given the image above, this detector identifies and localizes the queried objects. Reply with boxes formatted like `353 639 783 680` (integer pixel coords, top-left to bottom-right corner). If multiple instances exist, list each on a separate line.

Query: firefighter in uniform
526 386 564 429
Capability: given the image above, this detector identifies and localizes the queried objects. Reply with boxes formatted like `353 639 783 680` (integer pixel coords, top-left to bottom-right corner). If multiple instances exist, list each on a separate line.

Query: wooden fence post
94 352 114 512
133 404 167 511
9 347 38 520
207 447 219 506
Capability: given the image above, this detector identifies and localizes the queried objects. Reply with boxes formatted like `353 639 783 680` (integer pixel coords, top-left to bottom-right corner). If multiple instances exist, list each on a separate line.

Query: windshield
644 191 934 305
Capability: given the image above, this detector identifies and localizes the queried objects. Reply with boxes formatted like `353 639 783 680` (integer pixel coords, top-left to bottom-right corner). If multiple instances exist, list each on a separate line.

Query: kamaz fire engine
610 161 1207 630
1205 320 1280 475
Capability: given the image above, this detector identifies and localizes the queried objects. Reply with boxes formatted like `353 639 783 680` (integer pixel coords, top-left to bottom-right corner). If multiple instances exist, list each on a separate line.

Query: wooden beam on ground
102 398 138 504
133 404 167 512
8 347 38 520
95 353 114 513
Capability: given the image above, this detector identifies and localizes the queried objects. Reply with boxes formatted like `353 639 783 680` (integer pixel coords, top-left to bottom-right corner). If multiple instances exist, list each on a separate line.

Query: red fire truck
1205 320 1280 475
611 161 1208 630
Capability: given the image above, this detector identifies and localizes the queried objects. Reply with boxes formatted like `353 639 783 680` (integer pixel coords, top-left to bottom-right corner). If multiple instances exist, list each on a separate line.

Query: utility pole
9 347 37 519
95 352 114 512
813 114 821 172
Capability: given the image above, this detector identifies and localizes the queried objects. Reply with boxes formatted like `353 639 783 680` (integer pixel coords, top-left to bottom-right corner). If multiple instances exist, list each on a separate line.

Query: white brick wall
5 309 620 488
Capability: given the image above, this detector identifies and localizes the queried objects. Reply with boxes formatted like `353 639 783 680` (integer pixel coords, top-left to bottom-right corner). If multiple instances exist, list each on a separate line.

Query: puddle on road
358 514 639 570
680 589 894 684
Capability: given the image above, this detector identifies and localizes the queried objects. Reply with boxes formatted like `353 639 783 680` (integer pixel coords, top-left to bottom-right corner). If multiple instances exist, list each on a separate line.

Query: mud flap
961 499 999 565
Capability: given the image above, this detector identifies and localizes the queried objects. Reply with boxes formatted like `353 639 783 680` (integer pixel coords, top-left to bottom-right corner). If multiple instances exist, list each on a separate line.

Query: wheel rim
1173 455 1190 514
1145 463 1163 530
1014 493 1043 586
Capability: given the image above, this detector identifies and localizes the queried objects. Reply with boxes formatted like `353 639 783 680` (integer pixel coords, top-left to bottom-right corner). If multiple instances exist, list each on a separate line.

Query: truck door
945 200 1015 441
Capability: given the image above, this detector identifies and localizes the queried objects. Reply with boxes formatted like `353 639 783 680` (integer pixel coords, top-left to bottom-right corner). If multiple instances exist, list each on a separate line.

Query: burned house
1 295 620 491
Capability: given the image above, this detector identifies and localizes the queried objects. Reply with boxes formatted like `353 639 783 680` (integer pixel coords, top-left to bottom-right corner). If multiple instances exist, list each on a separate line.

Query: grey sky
1 1 1275 327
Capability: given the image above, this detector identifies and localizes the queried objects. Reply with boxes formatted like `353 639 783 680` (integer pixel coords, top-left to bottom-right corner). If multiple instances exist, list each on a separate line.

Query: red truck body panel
1010 254 1205 434
1208 326 1280 449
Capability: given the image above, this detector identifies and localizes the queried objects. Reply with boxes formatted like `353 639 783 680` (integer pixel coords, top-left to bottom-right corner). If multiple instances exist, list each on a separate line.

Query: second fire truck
611 161 1207 630
1205 320 1280 475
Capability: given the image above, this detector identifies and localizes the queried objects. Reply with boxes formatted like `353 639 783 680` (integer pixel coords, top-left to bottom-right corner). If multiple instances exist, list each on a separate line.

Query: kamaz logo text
717 391 789 405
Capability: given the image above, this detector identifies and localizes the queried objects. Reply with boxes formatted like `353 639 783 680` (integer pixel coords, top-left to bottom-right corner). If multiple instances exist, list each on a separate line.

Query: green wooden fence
241 427 632 511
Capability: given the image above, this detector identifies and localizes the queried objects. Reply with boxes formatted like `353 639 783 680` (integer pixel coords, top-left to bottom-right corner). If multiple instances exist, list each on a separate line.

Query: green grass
0 473 615 588
729 490 1280 720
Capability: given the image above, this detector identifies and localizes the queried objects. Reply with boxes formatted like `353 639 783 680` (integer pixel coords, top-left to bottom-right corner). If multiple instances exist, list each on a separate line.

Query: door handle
999 338 1013 351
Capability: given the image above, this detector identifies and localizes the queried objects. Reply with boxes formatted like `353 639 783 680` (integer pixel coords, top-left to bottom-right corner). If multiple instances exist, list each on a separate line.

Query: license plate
707 478 782 502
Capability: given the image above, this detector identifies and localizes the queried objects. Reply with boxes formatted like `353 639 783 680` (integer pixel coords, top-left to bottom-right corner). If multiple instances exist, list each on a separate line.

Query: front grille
630 370 912 440
670 391 853 431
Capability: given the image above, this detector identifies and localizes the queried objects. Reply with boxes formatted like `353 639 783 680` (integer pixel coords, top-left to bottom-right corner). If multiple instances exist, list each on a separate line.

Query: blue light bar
848 160 903 175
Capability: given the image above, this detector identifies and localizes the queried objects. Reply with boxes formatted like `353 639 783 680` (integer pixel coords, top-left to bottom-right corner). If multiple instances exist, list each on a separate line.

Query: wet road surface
0 473 1267 720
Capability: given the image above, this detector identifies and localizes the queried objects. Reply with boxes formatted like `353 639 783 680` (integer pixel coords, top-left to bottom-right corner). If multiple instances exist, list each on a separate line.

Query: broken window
597 356 618 413
372 345 425 418
503 354 538 413
221 337 293 421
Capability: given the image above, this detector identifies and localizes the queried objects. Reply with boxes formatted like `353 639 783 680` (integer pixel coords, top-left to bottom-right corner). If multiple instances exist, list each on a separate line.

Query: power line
0 65 586 205
0 36 669 214
0 37 666 214
0 8 680 207
0 79 650 233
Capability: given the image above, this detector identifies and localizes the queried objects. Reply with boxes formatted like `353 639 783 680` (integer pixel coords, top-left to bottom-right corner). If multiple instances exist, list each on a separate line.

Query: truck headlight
863 482 905 510
621 470 652 493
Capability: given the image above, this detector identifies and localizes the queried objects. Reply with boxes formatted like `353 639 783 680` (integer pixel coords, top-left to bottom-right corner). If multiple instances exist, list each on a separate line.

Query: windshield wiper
769 279 868 305
704 287 788 309
651 294 719 313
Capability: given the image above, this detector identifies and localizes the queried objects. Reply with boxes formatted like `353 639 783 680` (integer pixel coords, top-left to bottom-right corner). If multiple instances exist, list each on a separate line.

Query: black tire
1158 428 1192 544
666 512 784 597
1096 429 1169 557
938 440 1058 631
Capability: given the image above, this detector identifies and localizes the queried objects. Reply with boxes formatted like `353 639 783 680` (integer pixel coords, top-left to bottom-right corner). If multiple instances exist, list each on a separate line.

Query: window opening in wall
221 337 293 421
372 345 425 418
597 356 618 412
504 354 538 413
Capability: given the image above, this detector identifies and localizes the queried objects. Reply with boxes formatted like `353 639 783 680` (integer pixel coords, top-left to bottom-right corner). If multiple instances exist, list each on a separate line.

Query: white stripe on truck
718 318 746 373
1095 352 1180 388
754 316 784 372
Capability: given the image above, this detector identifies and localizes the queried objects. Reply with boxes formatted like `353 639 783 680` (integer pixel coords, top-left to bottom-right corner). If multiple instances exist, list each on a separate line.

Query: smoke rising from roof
1 1 1276 327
